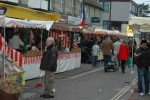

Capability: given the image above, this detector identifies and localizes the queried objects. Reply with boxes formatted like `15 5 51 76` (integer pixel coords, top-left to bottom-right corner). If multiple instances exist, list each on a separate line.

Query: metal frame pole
3 26 6 80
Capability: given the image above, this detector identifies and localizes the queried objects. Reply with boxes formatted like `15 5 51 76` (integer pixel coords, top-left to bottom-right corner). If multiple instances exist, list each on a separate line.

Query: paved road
22 64 141 100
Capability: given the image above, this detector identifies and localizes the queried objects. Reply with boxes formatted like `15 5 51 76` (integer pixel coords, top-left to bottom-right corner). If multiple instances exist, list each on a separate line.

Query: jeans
149 71 150 92
117 54 121 67
92 56 98 67
137 67 149 94
103 55 111 72
121 60 126 72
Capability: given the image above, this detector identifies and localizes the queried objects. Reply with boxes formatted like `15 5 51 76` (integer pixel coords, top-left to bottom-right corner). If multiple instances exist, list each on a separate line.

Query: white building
97 0 140 33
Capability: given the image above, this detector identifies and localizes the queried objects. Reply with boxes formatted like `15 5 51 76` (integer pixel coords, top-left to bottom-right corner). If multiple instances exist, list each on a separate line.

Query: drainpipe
48 0 50 12
109 0 112 30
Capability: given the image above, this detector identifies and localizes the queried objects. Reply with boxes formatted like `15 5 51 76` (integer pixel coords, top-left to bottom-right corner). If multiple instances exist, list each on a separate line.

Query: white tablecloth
23 53 81 80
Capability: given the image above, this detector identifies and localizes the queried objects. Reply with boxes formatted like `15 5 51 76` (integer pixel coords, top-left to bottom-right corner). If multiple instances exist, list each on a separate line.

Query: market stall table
23 50 81 80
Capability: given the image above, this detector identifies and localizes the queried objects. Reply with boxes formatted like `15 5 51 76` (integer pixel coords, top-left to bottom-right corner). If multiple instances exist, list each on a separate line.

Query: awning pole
129 24 136 94
3 25 6 80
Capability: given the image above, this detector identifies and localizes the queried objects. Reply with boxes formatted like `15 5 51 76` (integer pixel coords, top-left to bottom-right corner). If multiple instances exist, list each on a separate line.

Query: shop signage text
68 16 81 25
91 17 100 23
0 7 7 15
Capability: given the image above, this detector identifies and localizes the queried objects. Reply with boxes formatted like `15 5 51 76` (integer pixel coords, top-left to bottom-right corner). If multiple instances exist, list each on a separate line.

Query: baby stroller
108 54 118 72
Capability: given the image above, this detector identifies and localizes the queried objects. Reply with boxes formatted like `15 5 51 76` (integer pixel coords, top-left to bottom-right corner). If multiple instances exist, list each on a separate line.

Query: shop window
72 0 75 15
61 0 64 13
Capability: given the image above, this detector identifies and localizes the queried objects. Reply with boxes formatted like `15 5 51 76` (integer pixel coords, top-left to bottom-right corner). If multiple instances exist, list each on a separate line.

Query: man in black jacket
134 40 150 96
40 37 58 98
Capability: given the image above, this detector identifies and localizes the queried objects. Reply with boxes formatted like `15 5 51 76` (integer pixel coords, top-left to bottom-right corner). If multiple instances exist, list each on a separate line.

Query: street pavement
21 63 150 100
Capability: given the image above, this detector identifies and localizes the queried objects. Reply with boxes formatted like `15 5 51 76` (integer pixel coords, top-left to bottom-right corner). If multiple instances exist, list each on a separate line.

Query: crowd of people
40 35 150 98
90 35 150 96
7 29 150 98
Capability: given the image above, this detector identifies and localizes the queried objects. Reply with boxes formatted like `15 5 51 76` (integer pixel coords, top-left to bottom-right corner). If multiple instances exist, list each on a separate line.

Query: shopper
92 41 100 67
102 36 114 72
40 37 58 98
113 38 121 67
134 40 150 96
118 40 129 73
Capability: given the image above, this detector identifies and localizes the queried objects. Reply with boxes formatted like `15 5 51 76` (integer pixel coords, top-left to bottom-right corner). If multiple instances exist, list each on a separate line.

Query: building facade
97 0 140 33
0 0 104 28
84 0 104 29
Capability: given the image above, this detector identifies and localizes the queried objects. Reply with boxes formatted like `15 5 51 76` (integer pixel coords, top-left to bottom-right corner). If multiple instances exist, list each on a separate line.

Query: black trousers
121 60 126 72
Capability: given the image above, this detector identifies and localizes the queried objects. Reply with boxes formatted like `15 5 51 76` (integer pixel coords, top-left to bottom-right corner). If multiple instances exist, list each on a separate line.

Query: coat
102 39 114 56
118 44 129 60
134 47 150 68
40 43 58 72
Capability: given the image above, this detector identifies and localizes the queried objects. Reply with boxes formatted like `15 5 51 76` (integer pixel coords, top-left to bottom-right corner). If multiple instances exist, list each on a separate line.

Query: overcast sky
134 0 150 4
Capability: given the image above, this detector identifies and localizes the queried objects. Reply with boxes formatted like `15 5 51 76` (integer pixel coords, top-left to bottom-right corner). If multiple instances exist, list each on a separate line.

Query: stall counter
23 51 81 80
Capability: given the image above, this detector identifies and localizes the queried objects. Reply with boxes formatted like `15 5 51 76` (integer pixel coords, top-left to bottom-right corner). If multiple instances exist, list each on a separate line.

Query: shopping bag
98 51 103 60
127 57 133 68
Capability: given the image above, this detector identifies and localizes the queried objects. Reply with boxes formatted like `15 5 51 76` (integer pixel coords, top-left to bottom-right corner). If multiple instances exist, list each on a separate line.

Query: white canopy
0 15 54 30
129 17 150 32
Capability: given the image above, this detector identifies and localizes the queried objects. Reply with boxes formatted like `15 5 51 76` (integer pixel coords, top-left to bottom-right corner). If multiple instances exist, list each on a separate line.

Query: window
85 6 89 18
99 2 109 12
61 0 64 13
104 2 109 12
50 0 54 10
130 4 138 16
103 21 109 30
72 0 75 15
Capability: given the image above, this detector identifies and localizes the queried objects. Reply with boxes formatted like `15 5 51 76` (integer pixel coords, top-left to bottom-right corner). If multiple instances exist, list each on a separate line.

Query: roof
99 0 138 6
99 0 130 2
99 0 137 4
84 0 104 10
0 3 60 21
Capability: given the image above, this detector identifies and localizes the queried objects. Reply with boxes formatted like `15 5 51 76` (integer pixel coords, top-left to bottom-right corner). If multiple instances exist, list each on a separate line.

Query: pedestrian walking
113 38 121 67
40 37 58 98
118 40 129 73
134 40 150 96
92 41 100 67
102 36 114 72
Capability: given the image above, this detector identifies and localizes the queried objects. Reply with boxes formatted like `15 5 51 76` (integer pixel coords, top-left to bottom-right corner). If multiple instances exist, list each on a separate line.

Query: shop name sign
0 7 7 15
68 16 81 25
91 17 100 23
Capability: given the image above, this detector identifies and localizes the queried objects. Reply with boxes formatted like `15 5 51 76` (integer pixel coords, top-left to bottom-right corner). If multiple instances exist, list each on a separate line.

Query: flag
80 5 85 26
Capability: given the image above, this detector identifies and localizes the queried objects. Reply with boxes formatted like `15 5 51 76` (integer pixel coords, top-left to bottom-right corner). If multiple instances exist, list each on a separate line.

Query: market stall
81 28 126 63
0 16 81 80
129 17 150 32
